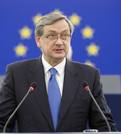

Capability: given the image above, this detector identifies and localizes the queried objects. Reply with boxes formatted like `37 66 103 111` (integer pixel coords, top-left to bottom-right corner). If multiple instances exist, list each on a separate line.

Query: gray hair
35 12 74 37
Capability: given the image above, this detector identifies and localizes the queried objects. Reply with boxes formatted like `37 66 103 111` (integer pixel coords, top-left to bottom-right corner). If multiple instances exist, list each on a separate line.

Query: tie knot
49 68 57 76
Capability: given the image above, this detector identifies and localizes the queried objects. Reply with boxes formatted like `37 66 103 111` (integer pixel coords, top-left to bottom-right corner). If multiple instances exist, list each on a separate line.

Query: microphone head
30 82 37 91
82 81 89 91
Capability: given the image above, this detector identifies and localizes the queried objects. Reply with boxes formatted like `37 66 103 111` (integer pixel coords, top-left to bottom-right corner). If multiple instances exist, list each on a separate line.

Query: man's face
36 19 71 64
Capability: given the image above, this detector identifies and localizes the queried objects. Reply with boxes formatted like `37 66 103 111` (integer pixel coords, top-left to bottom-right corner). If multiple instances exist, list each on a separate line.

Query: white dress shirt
42 55 66 96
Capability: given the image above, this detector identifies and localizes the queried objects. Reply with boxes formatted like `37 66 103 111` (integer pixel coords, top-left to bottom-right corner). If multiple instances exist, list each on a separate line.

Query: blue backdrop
0 0 121 131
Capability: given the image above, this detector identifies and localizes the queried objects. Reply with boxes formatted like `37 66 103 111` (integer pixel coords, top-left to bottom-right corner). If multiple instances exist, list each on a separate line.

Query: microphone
82 81 111 132
3 82 37 133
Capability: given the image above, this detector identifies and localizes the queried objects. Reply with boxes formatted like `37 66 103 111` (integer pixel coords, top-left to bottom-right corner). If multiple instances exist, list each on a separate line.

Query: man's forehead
43 19 70 33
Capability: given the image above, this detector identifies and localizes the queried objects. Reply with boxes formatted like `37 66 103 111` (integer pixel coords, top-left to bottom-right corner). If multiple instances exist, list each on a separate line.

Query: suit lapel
57 61 80 129
27 58 53 129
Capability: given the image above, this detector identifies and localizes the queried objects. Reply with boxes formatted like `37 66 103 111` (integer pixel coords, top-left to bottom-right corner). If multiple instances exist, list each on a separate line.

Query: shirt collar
42 55 66 75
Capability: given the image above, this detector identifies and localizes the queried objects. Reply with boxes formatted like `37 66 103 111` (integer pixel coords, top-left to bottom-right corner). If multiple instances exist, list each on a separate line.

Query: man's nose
55 35 63 44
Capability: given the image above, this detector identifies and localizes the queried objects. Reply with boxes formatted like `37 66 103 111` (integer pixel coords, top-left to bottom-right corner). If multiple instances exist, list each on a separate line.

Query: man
0 12 117 132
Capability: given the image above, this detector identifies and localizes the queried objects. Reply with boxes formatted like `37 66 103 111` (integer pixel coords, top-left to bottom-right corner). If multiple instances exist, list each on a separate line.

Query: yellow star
81 26 94 39
87 43 100 56
19 26 32 39
84 60 95 67
69 13 81 26
32 13 42 25
14 43 27 56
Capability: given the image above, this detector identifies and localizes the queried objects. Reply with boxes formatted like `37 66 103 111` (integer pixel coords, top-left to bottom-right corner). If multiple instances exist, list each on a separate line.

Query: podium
1 132 121 134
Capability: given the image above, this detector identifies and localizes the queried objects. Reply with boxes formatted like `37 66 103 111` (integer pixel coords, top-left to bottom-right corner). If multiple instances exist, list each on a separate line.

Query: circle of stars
14 9 100 67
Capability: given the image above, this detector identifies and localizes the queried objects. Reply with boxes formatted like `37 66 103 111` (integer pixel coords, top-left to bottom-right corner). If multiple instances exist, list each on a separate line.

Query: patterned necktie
48 68 61 129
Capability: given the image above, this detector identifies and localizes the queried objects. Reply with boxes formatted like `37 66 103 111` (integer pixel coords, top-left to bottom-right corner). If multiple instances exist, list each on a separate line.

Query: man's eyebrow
47 30 70 33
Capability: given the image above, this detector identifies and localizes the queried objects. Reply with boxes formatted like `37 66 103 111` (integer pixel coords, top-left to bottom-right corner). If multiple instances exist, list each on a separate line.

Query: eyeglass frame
41 31 71 41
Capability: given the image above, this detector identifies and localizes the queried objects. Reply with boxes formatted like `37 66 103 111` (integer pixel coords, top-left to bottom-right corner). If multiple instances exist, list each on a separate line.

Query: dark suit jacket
0 57 117 132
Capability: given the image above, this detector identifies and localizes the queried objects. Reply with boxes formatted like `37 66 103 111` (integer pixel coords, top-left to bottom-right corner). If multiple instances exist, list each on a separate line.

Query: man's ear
35 36 42 48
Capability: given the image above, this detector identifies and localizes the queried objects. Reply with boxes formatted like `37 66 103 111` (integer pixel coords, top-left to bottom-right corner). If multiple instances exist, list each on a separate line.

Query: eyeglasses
42 32 71 41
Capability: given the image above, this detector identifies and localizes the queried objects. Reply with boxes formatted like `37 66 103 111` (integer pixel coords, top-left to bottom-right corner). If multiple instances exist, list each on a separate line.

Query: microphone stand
88 87 111 132
3 86 35 133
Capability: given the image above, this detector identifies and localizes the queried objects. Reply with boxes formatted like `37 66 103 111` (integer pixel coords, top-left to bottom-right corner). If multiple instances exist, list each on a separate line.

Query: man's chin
53 55 65 61
53 53 65 59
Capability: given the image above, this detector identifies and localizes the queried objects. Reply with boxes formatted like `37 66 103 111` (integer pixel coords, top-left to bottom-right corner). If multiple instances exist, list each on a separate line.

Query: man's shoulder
69 61 96 69
7 57 40 69
68 60 98 72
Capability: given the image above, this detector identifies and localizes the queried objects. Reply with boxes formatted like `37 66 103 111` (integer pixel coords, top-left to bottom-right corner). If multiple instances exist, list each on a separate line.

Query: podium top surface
1 132 121 134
